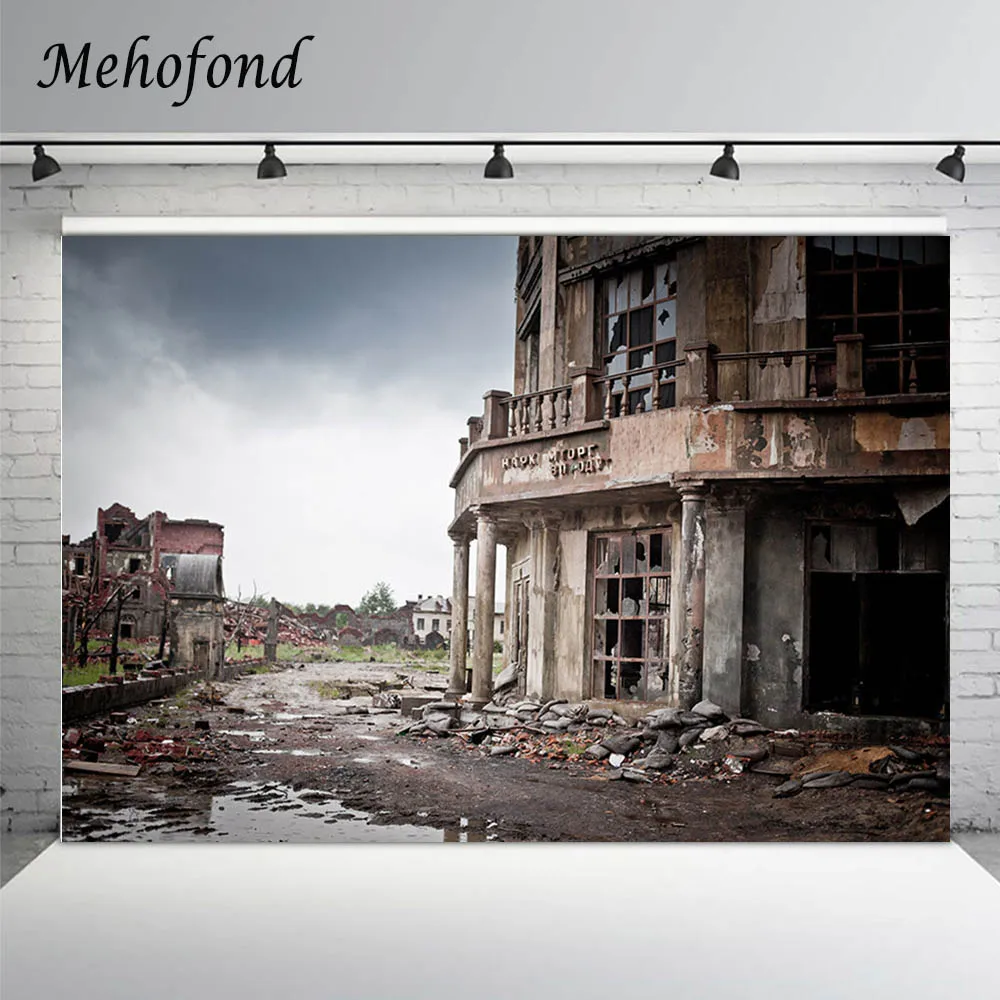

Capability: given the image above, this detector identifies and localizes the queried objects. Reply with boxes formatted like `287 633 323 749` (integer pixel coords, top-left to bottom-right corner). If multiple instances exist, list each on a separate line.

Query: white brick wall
2 161 998 832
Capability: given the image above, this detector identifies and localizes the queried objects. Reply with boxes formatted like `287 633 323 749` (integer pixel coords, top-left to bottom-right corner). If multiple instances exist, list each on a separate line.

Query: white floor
2 840 999 999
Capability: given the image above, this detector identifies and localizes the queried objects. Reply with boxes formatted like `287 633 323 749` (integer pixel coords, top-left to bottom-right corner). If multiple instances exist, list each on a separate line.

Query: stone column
527 514 561 701
702 493 746 717
470 511 499 707
678 485 708 709
446 531 471 699
264 598 278 664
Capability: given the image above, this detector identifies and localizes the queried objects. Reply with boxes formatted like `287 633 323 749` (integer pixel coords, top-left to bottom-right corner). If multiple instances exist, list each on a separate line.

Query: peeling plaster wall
742 504 807 728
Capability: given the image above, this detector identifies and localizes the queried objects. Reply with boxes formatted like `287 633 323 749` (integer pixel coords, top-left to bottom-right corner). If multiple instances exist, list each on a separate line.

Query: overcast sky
62 235 517 607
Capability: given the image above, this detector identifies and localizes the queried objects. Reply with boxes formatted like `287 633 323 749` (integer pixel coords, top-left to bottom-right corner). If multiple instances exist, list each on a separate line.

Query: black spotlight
257 143 287 180
709 143 740 181
936 144 966 182
31 144 61 182
484 143 514 179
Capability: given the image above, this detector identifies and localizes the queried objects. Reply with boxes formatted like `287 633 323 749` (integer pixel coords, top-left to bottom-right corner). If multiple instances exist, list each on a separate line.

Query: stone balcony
450 336 949 531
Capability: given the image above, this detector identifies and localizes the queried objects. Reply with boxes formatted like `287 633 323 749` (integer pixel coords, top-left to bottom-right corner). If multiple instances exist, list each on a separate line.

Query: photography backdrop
2 2 1000 998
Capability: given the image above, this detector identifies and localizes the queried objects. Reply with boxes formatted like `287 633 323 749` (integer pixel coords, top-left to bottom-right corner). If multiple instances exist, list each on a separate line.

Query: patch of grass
225 642 265 661
243 664 272 675
560 739 589 756
62 662 110 688
309 680 345 700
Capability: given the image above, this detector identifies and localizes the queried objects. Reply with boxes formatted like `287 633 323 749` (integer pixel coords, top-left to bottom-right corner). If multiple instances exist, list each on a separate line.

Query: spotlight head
257 143 287 180
31 144 61 182
484 143 514 179
936 144 966 183
710 143 740 181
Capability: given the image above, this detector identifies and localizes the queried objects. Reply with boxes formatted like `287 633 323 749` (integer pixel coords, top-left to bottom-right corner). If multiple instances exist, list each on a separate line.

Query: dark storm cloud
63 235 517 383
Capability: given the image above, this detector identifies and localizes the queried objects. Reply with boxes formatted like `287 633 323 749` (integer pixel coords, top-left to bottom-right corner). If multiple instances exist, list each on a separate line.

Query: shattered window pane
631 306 654 347
601 253 679 410
592 527 672 700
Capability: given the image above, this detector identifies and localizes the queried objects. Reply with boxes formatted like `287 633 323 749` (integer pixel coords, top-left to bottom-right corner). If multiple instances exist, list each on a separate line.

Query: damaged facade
62 503 226 669
447 235 949 734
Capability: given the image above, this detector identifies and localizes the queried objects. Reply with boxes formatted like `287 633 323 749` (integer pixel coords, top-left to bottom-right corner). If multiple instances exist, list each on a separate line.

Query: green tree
335 611 348 628
357 581 396 617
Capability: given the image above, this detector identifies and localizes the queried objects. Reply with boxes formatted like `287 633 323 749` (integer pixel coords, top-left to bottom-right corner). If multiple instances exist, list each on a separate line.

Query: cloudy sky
62 235 517 607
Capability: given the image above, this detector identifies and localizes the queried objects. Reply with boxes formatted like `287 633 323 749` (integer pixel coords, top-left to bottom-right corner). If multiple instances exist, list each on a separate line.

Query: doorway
806 511 947 719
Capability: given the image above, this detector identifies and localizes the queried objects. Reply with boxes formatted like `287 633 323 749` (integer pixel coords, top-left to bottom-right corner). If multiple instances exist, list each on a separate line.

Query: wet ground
61 661 950 843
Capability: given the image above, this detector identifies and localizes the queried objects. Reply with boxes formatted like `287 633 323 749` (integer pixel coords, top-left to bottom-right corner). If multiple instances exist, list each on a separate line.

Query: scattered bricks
99 675 124 686
62 729 81 748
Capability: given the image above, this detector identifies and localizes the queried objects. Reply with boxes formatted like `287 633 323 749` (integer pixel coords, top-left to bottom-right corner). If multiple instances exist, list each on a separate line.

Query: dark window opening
806 235 949 396
806 514 947 719
416 617 425 630
104 523 124 543
73 556 85 575
431 618 440 632
119 622 134 640
128 557 141 573
592 528 672 701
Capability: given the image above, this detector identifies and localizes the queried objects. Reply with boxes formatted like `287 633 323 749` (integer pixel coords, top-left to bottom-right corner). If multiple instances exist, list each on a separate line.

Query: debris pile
63 712 221 776
400 696 949 798
224 600 329 648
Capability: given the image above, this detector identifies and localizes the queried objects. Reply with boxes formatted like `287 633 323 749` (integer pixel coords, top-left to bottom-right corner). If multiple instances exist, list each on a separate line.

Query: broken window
600 257 679 415
591 528 672 701
128 557 141 573
805 509 947 719
806 235 949 395
104 522 124 543
73 556 86 575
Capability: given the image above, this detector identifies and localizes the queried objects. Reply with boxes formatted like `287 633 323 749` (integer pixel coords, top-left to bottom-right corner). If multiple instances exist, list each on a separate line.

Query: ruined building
62 503 225 665
447 235 949 734
168 553 227 677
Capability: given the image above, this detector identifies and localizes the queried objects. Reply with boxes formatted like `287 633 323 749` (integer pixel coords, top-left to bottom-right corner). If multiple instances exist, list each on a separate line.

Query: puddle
62 780 451 843
218 730 269 741
251 748 327 757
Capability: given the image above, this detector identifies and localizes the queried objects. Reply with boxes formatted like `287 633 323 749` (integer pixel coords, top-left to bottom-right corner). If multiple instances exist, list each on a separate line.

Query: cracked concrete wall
742 503 807 729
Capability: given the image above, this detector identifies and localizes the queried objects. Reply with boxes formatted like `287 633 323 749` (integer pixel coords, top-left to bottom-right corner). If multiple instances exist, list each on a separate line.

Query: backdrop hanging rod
3 139 1000 148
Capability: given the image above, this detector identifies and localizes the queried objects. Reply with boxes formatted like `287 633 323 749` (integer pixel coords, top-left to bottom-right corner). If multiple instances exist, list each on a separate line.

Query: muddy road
62 661 949 843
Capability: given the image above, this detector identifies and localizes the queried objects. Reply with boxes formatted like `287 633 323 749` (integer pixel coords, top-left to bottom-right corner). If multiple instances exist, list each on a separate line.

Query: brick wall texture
2 161 998 832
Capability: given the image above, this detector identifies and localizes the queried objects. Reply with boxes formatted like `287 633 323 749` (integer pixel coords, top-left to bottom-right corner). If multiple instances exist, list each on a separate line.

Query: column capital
448 528 473 545
472 506 498 526
678 483 709 501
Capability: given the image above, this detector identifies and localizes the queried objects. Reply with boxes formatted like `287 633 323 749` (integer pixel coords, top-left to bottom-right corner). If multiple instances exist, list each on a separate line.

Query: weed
309 680 345 700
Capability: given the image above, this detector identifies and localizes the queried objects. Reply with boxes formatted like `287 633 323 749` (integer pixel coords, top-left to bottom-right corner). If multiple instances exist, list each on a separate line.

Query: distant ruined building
63 503 226 673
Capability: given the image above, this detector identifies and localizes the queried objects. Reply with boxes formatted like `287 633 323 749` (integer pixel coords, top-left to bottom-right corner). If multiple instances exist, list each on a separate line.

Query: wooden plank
64 761 141 778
